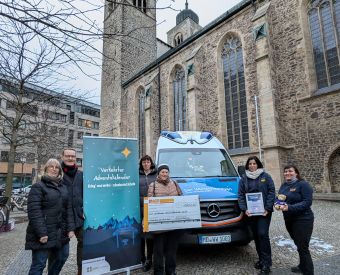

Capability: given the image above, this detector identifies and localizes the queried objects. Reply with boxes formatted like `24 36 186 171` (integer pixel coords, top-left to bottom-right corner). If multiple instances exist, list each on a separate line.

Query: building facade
0 80 100 185
101 0 340 192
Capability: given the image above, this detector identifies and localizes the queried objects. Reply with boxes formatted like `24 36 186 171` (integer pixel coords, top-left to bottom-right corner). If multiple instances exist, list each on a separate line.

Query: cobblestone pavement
1 200 340 275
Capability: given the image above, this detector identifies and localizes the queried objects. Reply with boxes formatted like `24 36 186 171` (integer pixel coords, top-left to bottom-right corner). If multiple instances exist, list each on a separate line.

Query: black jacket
278 179 314 221
139 168 157 216
25 178 75 250
63 169 84 228
238 171 276 212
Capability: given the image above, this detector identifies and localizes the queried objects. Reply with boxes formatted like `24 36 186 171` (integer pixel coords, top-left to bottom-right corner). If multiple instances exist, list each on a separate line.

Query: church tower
167 1 202 47
100 0 157 136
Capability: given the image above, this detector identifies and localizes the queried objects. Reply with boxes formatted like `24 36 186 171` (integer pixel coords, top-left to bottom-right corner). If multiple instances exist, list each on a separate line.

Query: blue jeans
28 244 69 275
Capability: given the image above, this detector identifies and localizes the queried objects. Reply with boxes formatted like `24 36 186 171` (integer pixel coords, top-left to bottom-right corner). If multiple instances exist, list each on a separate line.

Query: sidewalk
272 254 340 274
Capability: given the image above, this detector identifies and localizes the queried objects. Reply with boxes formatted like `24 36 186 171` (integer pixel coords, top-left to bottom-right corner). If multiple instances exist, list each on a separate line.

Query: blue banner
82 137 140 274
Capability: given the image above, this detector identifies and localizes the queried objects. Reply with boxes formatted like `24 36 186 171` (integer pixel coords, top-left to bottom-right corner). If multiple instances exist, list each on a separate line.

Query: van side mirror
237 165 246 177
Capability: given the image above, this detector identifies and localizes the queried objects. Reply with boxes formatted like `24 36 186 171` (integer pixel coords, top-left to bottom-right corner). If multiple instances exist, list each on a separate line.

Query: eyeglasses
48 166 60 170
64 155 76 158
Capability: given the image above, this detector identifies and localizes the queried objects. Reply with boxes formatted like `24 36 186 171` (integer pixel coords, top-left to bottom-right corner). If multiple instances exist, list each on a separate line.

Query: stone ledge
313 193 340 202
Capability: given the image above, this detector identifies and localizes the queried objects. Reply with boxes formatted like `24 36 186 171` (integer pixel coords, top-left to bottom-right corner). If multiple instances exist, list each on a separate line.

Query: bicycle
11 193 28 213
0 196 10 227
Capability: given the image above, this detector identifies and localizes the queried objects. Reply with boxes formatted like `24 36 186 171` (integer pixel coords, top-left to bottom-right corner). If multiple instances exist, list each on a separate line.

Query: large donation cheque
143 195 201 232
82 137 141 275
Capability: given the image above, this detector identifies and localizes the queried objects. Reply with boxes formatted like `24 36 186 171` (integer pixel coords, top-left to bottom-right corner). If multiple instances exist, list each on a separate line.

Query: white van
156 131 252 245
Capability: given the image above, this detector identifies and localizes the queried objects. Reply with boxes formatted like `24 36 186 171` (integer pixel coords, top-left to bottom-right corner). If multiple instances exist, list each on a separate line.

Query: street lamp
20 156 26 190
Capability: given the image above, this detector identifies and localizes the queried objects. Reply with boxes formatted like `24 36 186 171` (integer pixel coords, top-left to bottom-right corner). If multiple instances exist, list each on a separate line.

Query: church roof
123 0 252 88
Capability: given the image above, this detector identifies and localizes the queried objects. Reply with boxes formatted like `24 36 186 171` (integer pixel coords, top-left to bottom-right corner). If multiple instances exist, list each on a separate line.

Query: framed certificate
246 192 265 216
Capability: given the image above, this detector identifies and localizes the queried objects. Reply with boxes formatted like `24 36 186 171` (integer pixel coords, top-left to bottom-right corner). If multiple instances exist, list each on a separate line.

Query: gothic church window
133 0 147 13
308 0 340 89
138 88 146 156
222 35 249 149
173 68 186 131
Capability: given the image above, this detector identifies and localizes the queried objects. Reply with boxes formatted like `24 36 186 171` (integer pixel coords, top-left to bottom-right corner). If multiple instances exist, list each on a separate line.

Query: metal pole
21 162 24 188
254 95 262 161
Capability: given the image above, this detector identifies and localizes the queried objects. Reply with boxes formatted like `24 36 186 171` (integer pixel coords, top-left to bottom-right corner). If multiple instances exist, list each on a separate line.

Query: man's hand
39 236 48 243
262 210 268 216
68 231 75 238
245 210 251 217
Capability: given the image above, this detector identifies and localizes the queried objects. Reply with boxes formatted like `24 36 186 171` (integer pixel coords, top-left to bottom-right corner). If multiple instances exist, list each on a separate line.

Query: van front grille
200 200 241 222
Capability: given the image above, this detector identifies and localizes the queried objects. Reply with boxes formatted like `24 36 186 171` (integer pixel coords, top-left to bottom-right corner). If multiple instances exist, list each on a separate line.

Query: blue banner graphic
82 137 140 274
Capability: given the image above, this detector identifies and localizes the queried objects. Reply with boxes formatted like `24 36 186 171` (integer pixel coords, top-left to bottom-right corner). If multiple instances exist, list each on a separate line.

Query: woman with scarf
238 156 275 275
25 159 75 275
139 155 157 272
147 164 182 275
277 165 314 275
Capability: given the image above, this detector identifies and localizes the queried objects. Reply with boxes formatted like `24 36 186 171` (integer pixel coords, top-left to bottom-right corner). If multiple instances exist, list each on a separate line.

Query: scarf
285 177 298 185
156 175 170 185
42 174 62 186
246 168 264 179
61 162 78 177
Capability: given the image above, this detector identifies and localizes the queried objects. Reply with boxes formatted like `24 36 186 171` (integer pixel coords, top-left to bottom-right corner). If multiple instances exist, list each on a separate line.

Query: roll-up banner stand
82 137 141 274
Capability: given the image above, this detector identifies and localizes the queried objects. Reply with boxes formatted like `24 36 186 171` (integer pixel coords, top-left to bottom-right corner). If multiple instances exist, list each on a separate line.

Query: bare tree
0 0 177 198
0 17 87 198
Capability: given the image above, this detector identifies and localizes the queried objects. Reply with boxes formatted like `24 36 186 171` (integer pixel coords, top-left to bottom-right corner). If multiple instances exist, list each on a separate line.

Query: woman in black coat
139 155 157 272
238 156 275 275
25 158 75 275
277 165 314 275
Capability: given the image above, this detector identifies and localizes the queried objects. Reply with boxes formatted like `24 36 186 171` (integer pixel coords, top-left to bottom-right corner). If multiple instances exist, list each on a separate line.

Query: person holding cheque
276 165 314 275
238 156 275 275
147 164 182 275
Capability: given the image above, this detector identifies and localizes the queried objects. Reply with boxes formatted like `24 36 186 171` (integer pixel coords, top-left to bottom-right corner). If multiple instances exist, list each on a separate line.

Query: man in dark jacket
61 148 83 275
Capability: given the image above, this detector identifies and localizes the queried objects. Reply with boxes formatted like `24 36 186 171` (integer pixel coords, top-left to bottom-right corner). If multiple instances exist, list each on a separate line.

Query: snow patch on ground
273 236 334 254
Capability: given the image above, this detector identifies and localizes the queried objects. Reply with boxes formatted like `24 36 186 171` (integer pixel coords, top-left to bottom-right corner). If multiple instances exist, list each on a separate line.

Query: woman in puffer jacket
148 164 182 275
25 158 75 275
139 155 157 272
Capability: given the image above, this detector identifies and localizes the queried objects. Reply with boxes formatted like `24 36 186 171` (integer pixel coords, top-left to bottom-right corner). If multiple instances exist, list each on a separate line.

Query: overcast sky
81 0 242 105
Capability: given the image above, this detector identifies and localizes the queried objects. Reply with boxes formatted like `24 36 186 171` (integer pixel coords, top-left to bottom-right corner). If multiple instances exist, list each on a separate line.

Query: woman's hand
39 236 48 243
68 231 75 238
262 210 268 216
245 210 251 217
281 204 289 211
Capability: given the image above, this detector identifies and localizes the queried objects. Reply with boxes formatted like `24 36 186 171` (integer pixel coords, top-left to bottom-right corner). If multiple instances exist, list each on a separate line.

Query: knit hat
157 164 170 174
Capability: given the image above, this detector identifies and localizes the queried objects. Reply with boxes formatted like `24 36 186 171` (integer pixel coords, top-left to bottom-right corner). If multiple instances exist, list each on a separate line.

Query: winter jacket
63 169 84 228
278 179 314 221
25 178 75 250
238 171 276 212
148 179 182 197
139 168 157 215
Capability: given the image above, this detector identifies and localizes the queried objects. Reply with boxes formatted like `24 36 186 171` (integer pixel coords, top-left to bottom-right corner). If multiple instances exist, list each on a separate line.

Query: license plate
199 234 231 244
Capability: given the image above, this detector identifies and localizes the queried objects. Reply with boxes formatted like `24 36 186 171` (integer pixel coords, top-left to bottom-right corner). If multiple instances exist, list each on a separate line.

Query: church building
100 0 340 192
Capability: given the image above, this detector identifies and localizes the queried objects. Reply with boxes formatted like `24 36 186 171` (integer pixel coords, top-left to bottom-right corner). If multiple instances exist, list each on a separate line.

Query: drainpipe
254 95 262 161
158 64 161 133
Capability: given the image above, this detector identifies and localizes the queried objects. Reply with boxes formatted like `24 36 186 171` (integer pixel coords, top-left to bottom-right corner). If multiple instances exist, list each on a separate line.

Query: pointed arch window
133 0 147 13
308 0 340 89
138 88 146 156
222 35 249 149
173 69 186 131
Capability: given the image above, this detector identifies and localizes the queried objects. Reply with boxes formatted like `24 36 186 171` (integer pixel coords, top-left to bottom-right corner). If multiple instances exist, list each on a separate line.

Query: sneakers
291 266 302 273
254 261 262 269
142 260 152 272
259 266 270 275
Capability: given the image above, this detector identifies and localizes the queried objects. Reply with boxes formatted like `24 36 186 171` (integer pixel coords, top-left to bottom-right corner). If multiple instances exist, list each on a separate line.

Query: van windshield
158 148 238 178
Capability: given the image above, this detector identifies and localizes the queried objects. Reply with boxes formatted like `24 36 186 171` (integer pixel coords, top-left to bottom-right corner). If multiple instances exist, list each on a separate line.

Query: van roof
158 131 225 149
